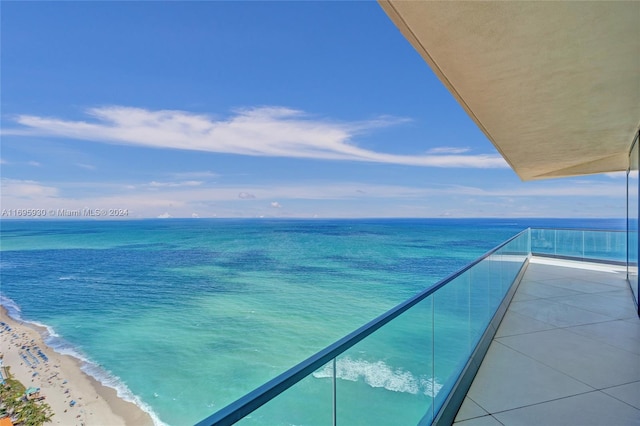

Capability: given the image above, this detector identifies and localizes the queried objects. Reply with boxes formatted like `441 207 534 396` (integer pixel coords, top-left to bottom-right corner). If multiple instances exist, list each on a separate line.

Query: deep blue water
0 218 625 425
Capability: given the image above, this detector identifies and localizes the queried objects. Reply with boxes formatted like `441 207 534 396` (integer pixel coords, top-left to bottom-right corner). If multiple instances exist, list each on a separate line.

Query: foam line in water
80 361 168 426
58 276 75 281
30 320 60 338
0 295 22 319
312 356 443 396
0 295 167 426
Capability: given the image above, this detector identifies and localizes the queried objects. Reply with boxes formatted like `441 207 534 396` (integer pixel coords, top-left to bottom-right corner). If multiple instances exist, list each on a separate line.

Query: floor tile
492 391 640 426
543 277 622 294
498 328 640 389
550 291 639 319
567 319 640 355
455 397 488 421
518 280 583 299
454 415 504 426
494 311 555 338
508 298 614 327
518 270 565 283
567 270 628 287
520 263 567 278
602 381 640 409
467 343 591 413
510 291 538 302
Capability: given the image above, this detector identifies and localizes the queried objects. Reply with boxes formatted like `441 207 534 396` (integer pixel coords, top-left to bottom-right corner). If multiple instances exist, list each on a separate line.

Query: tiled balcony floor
453 256 640 426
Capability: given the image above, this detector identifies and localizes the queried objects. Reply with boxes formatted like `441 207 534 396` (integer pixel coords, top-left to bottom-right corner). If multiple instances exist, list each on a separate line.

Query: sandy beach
0 307 154 426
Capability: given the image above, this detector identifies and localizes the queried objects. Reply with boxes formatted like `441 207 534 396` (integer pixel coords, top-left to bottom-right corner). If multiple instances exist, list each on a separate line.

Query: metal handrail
195 228 530 426
531 227 625 232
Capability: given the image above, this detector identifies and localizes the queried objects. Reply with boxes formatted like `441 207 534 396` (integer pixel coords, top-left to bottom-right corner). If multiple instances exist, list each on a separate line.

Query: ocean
0 218 625 425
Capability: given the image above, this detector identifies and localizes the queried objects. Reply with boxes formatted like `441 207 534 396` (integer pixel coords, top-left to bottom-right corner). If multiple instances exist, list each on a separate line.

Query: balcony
454 255 640 425
196 228 639 425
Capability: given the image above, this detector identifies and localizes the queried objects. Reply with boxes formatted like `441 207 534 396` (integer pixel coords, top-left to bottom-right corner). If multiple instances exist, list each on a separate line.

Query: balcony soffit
379 1 640 180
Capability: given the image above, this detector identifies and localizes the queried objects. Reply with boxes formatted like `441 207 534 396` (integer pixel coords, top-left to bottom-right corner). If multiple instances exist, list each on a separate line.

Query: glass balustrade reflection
531 229 626 263
433 270 472 415
235 363 334 426
336 298 434 425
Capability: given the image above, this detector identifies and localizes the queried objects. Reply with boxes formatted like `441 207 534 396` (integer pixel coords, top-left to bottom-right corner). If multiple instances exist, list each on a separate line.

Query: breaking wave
0 294 22 319
312 357 442 396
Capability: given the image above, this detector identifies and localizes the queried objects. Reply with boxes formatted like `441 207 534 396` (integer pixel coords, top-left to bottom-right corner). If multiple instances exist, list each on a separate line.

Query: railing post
332 358 337 426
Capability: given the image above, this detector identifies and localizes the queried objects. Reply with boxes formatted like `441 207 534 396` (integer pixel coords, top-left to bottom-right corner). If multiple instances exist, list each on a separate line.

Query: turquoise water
0 218 624 425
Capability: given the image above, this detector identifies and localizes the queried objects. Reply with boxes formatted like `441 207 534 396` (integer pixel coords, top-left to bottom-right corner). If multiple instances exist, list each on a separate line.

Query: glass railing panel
491 251 508 301
235 362 334 426
485 254 504 314
426 232 529 419
530 228 557 256
583 230 626 263
499 242 517 289
433 270 472 415
531 228 626 263
467 261 492 339
335 296 434 425
500 237 528 284
554 229 583 258
197 229 532 425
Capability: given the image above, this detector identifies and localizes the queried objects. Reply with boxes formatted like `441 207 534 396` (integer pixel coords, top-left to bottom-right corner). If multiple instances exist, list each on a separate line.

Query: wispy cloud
76 163 96 170
444 182 625 198
426 147 470 154
1 178 59 198
148 180 203 188
2 159 43 167
169 170 218 179
5 106 508 169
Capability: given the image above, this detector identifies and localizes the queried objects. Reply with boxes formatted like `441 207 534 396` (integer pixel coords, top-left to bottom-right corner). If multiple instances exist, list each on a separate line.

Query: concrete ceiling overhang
379 1 640 181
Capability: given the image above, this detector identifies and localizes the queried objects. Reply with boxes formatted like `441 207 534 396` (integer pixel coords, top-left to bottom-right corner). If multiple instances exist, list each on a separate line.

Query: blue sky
1 1 626 219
